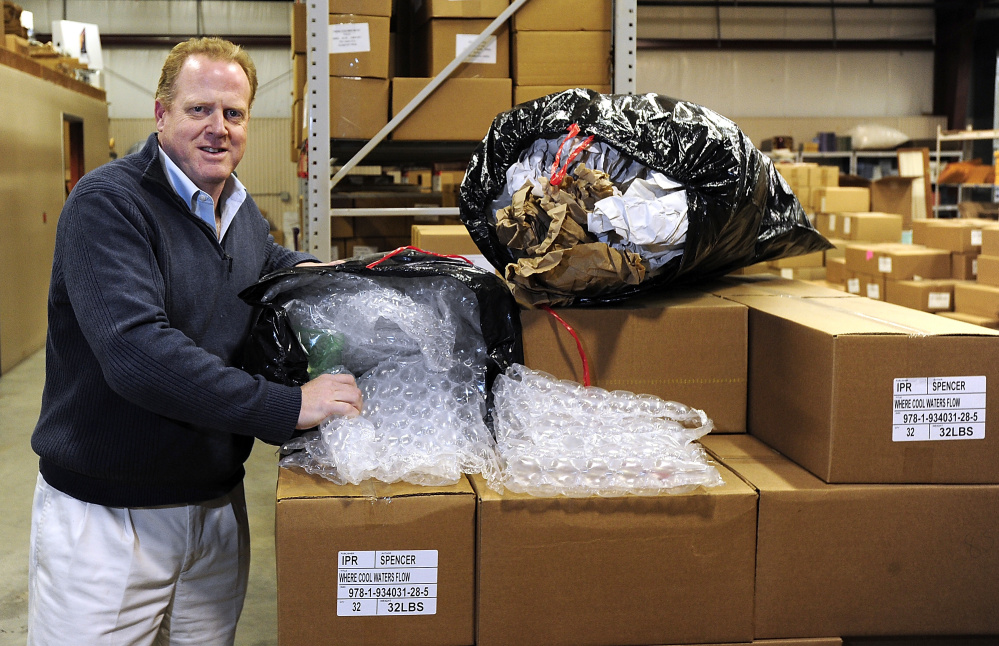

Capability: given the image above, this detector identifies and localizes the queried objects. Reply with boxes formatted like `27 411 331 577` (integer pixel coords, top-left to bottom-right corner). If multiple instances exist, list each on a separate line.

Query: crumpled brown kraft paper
495 164 646 307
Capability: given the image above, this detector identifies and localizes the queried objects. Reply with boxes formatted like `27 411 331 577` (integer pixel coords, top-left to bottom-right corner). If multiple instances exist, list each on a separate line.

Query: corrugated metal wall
109 117 297 231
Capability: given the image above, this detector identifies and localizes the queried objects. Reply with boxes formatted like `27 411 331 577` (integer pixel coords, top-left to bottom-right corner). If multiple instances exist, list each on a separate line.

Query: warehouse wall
0 62 109 374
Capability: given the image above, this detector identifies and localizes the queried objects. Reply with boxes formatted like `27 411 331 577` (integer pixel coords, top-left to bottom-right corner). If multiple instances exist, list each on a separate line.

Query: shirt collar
158 145 247 238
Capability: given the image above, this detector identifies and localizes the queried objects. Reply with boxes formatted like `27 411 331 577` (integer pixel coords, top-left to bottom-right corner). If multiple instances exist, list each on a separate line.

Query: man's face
154 55 251 201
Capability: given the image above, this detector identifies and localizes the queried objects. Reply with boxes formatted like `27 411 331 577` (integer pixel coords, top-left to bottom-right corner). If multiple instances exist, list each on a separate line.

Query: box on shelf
330 0 392 16
843 242 951 281
813 186 870 213
977 254 999 287
292 2 307 54
328 14 390 78
870 175 919 229
417 0 508 21
329 77 389 139
513 83 611 105
275 469 476 646
983 226 999 256
390 77 511 140
419 18 510 78
716 286 999 483
512 30 611 86
520 290 748 432
511 0 612 31
884 278 957 312
703 434 999 639
951 251 979 280
913 218 995 253
411 224 480 256
470 465 758 646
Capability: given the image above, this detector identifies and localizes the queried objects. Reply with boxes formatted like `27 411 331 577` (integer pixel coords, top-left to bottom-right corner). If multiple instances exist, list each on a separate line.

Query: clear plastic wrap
486 364 723 497
275 272 501 486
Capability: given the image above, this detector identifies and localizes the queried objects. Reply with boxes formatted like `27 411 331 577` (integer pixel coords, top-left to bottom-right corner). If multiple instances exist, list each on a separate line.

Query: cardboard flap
277 467 474 501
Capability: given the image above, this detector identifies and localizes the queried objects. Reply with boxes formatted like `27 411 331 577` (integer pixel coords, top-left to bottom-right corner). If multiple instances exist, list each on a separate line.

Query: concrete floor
0 349 282 646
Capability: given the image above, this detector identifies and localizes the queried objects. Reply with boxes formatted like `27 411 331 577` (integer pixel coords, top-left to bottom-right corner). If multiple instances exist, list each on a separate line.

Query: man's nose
206 110 227 137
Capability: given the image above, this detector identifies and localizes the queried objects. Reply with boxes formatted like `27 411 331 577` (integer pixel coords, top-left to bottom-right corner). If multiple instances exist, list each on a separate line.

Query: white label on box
843 216 851 235
927 291 951 310
780 268 794 279
892 376 987 441
455 34 497 64
972 229 983 246
847 278 860 294
878 256 892 273
828 214 836 232
337 550 439 616
973 258 979 276
866 282 880 299
329 23 371 54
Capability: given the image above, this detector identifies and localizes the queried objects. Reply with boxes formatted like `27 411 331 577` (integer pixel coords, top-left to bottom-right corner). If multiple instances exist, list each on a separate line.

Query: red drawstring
549 123 595 187
540 305 590 387
365 246 475 269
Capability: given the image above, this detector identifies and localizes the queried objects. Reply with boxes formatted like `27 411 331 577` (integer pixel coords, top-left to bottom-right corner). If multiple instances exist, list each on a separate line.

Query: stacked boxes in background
510 0 612 104
775 162 840 217
946 224 999 328
328 0 392 139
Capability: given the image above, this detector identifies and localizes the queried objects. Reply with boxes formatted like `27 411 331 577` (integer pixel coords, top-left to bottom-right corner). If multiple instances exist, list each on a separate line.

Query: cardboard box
721 290 999 483
870 175 919 228
767 250 824 269
390 77 511 140
814 186 870 213
843 242 951 281
703 434 999 638
292 2 307 54
774 266 826 281
954 281 999 318
808 164 839 188
703 273 855 299
511 0 612 31
470 466 758 646
775 163 816 187
330 0 392 16
512 30 611 86
520 290 748 432
859 272 885 300
825 256 846 284
977 254 999 287
418 0 508 20
884 278 956 312
329 14 390 78
952 251 979 280
837 211 903 242
513 83 611 105
938 310 999 330
914 219 992 253
983 226 999 256
411 224 480 256
329 77 389 139
421 18 510 78
275 469 476 646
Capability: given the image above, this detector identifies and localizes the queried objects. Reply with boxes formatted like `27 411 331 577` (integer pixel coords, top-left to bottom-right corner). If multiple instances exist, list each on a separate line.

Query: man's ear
154 100 166 131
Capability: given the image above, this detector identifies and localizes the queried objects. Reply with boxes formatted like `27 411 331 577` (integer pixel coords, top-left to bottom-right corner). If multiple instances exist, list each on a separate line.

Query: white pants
28 473 250 646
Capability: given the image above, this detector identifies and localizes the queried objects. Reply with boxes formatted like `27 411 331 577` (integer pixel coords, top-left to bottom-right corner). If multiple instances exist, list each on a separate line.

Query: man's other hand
297 372 363 429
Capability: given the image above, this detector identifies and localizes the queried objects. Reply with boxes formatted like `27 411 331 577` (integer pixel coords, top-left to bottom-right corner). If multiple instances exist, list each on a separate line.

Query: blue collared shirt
158 146 247 241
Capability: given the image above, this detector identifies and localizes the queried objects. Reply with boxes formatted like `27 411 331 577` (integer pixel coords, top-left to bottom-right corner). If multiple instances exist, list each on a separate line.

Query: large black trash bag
459 88 832 305
239 248 524 409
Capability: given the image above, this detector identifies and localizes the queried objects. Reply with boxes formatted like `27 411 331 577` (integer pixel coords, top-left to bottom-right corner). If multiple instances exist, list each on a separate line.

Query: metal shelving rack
932 125 999 216
303 0 638 261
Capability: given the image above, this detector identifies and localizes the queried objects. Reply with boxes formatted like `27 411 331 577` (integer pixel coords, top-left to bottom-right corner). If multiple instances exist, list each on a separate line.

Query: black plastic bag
460 89 831 306
239 248 524 401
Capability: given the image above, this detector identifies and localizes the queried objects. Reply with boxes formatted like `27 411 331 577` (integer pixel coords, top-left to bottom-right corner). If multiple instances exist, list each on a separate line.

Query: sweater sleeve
58 181 302 445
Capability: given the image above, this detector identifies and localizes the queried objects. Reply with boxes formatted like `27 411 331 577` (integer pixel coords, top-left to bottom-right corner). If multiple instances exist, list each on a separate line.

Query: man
28 37 361 645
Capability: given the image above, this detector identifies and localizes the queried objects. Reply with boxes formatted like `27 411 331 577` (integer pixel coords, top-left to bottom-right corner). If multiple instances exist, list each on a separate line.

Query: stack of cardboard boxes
940 223 999 328
509 0 612 104
275 273 999 645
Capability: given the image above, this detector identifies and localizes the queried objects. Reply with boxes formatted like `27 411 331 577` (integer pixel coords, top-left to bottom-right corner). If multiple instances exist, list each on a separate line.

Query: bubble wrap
278 273 500 486
486 364 723 497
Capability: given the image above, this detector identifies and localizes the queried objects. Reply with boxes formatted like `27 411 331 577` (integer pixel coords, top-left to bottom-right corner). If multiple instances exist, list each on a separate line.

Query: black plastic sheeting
238 248 524 395
460 89 832 304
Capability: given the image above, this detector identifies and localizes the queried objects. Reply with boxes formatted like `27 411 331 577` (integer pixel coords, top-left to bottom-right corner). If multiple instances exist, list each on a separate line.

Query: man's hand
297 373 363 429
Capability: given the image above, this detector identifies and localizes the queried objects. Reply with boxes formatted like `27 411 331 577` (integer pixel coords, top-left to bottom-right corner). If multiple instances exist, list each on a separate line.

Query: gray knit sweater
31 133 315 507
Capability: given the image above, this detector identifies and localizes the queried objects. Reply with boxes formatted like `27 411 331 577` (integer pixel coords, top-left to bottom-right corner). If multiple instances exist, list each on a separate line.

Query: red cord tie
549 123 595 187
365 245 475 269
540 305 591 387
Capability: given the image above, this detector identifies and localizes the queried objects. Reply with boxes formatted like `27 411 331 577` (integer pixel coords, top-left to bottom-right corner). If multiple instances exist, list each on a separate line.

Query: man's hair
155 37 257 109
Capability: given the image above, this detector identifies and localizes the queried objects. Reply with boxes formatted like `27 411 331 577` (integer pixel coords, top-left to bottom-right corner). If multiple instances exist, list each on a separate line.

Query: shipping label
878 256 892 273
455 34 497 64
329 23 371 54
843 216 851 235
927 291 951 310
972 229 983 246
866 282 880 299
846 278 860 294
337 550 439 616
892 376 987 441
